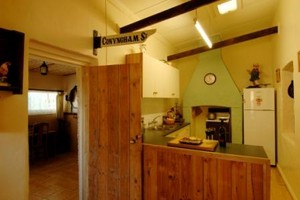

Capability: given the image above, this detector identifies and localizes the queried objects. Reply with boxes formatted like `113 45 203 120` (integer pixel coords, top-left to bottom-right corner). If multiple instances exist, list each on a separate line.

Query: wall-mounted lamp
194 19 212 48
40 61 48 75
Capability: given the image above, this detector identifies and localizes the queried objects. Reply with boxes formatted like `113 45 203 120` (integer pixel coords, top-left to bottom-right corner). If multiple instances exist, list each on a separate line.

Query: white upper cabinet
142 54 165 97
142 54 179 98
164 64 179 98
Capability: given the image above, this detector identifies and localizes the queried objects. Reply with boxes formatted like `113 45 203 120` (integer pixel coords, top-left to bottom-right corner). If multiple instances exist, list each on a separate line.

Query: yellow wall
222 36 275 91
2 0 300 199
29 72 65 90
0 0 175 199
175 2 300 198
176 36 275 97
272 0 300 199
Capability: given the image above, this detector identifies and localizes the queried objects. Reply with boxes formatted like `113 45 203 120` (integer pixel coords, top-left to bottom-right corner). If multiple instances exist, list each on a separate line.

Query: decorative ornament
140 44 147 53
248 63 260 87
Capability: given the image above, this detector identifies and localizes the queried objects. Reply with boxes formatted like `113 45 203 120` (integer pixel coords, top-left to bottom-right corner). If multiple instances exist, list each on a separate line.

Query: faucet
148 115 162 129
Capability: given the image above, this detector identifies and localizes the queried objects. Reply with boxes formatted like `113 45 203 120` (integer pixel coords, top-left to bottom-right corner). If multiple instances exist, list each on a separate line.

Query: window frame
28 89 62 116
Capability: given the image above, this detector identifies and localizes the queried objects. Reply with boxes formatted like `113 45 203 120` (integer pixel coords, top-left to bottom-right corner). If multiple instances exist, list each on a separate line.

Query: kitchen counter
143 123 268 159
143 122 190 145
143 126 271 200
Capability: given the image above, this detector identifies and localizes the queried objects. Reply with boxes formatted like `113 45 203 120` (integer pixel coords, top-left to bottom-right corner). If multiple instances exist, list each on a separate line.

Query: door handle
130 134 142 144
130 138 136 144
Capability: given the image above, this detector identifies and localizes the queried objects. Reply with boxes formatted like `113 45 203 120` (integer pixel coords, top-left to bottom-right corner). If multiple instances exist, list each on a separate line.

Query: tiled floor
30 152 293 200
271 167 294 200
29 152 79 200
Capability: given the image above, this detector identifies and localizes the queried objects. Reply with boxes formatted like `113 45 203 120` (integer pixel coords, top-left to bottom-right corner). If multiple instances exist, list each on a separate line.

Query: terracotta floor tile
30 152 78 200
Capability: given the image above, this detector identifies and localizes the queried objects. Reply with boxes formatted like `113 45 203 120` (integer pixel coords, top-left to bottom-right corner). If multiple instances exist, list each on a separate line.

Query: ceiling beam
120 0 220 34
167 26 278 61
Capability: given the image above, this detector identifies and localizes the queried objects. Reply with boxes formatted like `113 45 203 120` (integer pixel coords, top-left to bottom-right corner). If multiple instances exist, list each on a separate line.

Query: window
28 90 58 115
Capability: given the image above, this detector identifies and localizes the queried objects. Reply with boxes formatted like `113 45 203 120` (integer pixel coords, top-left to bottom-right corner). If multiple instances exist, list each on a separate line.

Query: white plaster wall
272 0 300 199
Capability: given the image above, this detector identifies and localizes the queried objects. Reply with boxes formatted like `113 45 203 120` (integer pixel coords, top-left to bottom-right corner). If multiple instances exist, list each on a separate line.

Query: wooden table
29 124 58 160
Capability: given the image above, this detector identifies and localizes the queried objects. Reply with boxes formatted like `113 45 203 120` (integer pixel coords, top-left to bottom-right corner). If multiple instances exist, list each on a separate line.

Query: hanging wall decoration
93 29 156 55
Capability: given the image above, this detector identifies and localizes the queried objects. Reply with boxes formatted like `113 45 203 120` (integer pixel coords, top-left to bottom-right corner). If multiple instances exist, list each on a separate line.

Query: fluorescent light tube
218 0 237 14
194 20 212 48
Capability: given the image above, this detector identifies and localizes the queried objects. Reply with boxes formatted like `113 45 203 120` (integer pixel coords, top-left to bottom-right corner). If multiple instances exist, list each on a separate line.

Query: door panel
83 64 142 200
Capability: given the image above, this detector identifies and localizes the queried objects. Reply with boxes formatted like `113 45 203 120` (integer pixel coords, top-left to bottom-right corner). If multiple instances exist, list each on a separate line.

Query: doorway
28 39 97 199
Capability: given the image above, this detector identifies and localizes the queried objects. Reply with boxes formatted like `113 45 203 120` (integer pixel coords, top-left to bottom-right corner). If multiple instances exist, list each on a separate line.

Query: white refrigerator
243 88 276 165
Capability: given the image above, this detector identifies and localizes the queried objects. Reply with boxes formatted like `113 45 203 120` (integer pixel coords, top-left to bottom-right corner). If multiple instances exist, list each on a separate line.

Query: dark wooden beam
120 0 220 33
167 26 278 61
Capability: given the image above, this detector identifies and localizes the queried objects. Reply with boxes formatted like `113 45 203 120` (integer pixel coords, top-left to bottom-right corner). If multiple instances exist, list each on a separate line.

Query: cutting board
167 138 218 152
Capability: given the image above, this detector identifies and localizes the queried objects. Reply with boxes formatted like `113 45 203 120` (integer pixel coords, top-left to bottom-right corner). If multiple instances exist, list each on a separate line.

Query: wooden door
83 63 142 200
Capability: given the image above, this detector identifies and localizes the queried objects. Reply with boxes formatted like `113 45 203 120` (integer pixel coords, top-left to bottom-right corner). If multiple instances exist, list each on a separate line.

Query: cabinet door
155 61 168 98
130 53 180 98
142 57 156 97
164 66 179 98
143 55 164 97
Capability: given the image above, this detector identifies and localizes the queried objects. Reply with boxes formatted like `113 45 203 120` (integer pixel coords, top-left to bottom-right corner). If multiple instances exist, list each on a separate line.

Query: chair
29 122 49 162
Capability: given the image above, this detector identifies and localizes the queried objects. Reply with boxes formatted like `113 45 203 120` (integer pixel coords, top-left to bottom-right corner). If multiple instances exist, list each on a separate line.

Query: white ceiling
29 0 279 76
116 0 279 50
29 57 77 76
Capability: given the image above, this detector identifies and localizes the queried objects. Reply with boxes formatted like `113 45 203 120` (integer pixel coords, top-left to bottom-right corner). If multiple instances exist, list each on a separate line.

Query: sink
149 125 173 131
147 124 182 135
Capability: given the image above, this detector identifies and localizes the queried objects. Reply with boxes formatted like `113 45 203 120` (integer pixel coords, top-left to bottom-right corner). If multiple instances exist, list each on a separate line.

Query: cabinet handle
153 91 158 95
172 93 175 96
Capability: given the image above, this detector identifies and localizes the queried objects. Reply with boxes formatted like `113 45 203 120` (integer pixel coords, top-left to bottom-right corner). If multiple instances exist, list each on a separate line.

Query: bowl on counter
164 117 175 125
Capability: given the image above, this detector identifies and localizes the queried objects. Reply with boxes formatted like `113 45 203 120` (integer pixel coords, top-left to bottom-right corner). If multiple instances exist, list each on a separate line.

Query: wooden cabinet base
143 144 270 200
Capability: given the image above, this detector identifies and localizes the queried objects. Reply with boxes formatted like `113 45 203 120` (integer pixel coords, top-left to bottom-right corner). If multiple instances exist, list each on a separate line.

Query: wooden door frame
29 39 98 200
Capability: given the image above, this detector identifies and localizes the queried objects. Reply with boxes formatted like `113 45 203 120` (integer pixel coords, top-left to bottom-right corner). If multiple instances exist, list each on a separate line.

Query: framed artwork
0 28 24 94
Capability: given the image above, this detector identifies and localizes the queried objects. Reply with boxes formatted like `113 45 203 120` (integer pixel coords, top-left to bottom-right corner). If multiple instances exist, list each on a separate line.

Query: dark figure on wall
66 85 77 112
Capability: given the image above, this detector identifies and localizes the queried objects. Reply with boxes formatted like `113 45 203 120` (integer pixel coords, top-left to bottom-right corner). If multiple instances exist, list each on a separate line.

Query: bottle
218 119 226 147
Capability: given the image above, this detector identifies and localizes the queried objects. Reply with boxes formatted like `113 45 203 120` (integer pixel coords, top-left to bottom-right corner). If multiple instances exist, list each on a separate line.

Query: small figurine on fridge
0 61 11 86
247 63 260 87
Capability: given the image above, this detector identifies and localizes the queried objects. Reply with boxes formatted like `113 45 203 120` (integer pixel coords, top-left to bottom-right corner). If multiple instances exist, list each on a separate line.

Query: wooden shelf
0 28 24 94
